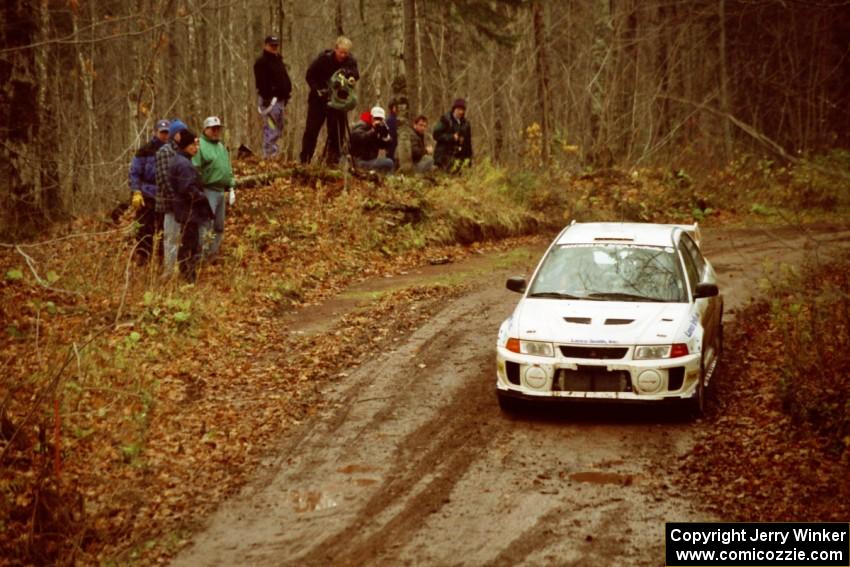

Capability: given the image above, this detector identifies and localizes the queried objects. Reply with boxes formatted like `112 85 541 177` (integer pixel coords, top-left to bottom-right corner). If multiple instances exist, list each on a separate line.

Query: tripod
320 110 354 190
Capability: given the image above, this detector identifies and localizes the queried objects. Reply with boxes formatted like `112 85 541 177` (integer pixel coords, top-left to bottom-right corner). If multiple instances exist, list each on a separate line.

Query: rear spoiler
670 222 701 247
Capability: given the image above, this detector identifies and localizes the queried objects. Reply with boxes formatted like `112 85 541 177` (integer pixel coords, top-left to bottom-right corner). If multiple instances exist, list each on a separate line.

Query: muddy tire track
172 226 850 567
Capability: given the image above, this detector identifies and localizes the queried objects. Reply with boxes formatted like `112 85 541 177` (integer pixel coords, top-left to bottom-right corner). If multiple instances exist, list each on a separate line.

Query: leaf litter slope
172 225 850 566
1 156 847 564
0 169 540 565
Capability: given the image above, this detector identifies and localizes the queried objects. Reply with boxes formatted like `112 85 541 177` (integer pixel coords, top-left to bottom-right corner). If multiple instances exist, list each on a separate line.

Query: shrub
765 255 850 449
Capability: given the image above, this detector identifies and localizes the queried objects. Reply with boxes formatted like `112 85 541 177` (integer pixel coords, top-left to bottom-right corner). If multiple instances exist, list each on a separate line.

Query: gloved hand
257 96 278 116
228 189 236 206
131 191 143 210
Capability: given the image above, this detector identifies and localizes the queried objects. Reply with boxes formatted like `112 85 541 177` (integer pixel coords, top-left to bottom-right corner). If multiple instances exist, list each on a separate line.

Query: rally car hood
512 298 692 345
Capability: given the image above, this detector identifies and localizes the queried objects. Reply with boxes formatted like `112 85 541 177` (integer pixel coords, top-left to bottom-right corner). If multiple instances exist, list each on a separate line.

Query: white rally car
496 221 722 415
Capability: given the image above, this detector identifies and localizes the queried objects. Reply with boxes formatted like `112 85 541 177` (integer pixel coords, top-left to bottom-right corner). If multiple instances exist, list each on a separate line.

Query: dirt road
172 225 850 567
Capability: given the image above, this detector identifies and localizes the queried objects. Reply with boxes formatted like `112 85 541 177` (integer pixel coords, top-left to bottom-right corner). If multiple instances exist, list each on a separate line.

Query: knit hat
176 128 197 149
370 106 386 120
168 119 187 139
452 98 466 110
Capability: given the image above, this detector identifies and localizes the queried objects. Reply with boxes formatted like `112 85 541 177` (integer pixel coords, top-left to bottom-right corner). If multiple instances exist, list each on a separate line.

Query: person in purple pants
254 35 292 159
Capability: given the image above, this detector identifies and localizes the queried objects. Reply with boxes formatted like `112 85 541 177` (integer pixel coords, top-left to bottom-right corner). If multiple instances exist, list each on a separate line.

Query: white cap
203 116 222 129
370 106 386 120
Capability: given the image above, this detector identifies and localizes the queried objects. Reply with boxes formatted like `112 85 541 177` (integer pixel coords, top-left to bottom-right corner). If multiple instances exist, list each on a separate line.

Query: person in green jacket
193 116 236 259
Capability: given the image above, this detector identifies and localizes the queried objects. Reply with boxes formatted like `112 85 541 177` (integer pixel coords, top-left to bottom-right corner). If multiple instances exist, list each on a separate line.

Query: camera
375 122 389 138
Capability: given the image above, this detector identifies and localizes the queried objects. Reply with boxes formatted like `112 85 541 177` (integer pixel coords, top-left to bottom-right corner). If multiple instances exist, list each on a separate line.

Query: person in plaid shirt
155 119 187 277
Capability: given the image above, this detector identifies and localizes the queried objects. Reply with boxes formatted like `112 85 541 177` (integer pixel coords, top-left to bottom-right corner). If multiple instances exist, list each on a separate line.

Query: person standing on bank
253 34 292 159
433 98 473 172
154 118 187 277
168 129 213 282
299 36 360 165
193 116 235 260
129 118 170 264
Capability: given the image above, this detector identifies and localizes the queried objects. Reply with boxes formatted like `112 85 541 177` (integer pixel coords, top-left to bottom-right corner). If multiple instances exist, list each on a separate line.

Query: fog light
524 366 547 389
637 370 662 393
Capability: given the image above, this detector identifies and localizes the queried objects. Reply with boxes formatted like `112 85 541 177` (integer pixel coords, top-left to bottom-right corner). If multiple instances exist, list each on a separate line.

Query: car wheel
497 392 522 414
717 321 724 358
686 358 706 418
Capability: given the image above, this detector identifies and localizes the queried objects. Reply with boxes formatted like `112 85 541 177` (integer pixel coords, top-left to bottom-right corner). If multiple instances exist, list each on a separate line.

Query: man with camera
350 106 395 174
300 36 360 166
433 98 473 172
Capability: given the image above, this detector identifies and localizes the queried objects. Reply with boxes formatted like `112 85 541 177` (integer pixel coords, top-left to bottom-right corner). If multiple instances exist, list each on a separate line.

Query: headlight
506 339 554 357
634 343 689 359
634 345 671 359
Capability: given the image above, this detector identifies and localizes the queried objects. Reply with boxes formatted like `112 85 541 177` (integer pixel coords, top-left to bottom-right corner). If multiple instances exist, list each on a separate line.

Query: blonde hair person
300 36 361 165
335 36 352 51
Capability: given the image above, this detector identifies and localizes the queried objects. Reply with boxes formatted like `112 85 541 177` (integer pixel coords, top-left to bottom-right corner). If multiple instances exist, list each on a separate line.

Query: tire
686 358 706 418
717 321 724 358
497 392 523 414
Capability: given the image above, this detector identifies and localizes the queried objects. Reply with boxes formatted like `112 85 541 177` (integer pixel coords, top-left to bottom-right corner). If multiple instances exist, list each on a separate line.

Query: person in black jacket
299 36 360 165
433 98 473 172
168 129 214 282
254 35 292 159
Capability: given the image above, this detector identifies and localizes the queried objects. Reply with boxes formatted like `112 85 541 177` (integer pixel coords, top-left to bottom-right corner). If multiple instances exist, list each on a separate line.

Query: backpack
327 69 358 112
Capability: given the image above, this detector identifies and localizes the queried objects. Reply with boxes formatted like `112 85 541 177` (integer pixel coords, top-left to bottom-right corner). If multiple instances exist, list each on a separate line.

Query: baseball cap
203 116 222 129
265 35 280 45
370 106 386 120
156 119 170 132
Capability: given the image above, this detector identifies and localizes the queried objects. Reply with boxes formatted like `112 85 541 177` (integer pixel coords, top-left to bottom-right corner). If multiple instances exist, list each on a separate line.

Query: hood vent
604 318 634 325
564 317 591 324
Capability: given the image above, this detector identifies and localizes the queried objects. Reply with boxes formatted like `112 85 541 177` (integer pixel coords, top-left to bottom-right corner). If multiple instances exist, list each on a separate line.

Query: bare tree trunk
187 7 202 122
404 0 419 114
0 0 41 231
390 0 413 172
491 50 504 163
532 0 551 168
588 0 612 165
718 0 732 159
73 2 97 208
415 2 423 114
335 0 344 36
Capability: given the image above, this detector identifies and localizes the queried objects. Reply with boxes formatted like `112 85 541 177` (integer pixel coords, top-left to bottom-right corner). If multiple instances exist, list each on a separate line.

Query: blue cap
167 119 187 138
156 119 170 132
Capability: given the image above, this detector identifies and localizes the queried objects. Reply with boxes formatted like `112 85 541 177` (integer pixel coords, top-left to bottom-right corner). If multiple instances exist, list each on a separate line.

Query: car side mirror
694 282 718 298
506 276 526 293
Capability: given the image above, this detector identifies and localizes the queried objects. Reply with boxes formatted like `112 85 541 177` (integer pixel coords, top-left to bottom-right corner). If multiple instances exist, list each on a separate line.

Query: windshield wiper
584 292 666 302
527 291 583 300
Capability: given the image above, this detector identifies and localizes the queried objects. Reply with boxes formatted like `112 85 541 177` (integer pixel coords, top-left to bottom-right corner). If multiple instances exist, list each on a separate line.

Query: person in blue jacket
129 119 169 263
167 129 214 282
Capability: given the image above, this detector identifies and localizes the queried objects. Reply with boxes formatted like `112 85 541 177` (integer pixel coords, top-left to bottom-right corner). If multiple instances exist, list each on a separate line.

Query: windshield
528 244 687 302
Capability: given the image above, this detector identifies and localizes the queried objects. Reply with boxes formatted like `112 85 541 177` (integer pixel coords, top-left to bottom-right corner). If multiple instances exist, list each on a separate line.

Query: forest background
2 1 850 564
2 0 849 234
